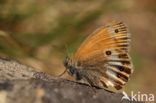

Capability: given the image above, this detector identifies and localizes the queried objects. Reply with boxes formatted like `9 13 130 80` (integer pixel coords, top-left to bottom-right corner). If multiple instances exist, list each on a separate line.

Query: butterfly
62 20 134 90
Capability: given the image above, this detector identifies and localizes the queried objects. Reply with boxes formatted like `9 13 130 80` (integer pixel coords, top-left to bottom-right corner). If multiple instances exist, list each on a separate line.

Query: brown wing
73 20 133 90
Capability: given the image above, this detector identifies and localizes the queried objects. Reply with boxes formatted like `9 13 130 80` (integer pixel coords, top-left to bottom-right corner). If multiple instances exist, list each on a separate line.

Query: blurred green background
0 0 156 96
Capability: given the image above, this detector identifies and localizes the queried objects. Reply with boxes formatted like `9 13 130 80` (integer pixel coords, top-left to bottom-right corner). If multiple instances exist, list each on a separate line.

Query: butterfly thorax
64 56 83 80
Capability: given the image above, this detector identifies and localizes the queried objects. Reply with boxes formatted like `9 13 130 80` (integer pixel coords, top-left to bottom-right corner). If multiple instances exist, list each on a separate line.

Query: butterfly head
64 56 71 67
64 56 83 80
64 56 76 74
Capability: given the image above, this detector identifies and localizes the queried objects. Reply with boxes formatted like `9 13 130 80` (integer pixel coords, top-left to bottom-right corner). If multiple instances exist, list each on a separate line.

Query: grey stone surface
0 57 143 103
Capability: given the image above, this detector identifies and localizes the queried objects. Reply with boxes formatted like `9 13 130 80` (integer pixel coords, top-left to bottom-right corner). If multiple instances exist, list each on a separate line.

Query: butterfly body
63 20 133 90
64 57 83 80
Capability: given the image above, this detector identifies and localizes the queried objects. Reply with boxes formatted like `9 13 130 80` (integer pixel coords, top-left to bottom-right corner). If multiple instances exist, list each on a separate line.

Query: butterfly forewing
71 20 133 90
73 21 130 61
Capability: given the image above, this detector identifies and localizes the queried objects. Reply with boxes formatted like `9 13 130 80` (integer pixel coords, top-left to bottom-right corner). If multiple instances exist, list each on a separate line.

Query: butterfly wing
73 20 133 90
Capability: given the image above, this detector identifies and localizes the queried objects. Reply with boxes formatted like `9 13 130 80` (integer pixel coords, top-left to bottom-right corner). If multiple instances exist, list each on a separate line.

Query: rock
0 57 143 103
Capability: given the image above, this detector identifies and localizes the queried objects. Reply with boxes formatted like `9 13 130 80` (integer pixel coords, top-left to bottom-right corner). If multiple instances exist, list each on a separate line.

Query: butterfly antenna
65 44 70 58
58 44 69 77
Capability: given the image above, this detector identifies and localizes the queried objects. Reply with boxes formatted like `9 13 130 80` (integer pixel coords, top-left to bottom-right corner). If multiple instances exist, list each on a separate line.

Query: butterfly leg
58 68 68 77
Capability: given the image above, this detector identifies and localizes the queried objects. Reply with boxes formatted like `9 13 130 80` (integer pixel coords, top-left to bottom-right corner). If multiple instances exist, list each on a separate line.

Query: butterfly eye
64 60 68 66
105 51 112 56
64 56 70 67
114 29 119 33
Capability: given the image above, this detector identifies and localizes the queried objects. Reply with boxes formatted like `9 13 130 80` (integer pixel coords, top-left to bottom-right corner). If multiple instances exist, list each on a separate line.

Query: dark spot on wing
117 44 129 47
114 85 122 90
115 29 119 33
119 54 129 59
119 66 124 71
116 72 128 82
109 64 131 74
106 51 112 56
118 37 130 41
121 60 131 65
